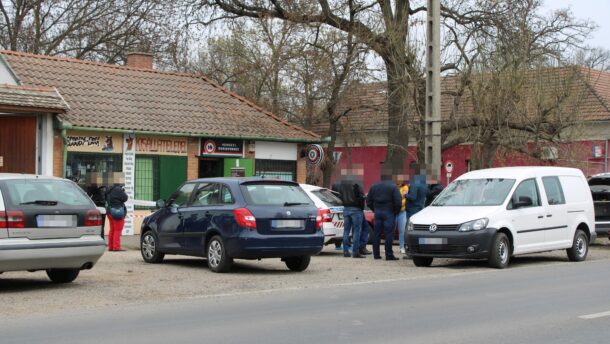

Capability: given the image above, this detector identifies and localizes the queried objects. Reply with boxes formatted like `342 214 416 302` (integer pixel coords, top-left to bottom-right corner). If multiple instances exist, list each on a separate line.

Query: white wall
254 141 297 160
0 57 18 84
38 114 54 176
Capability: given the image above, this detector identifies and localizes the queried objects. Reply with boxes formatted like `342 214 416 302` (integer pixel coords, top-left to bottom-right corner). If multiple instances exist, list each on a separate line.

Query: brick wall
187 137 199 180
126 53 153 69
52 130 63 177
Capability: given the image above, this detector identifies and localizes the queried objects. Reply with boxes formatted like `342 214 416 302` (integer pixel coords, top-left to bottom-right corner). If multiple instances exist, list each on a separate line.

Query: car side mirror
156 199 166 208
515 196 533 208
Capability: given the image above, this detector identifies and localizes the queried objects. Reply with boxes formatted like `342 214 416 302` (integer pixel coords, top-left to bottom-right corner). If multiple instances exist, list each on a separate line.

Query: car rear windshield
241 183 313 206
311 189 342 207
589 177 610 193
2 179 94 207
432 178 516 206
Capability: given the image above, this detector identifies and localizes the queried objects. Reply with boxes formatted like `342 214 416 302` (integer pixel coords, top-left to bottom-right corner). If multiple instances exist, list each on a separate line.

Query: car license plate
36 215 77 227
272 219 304 229
418 238 447 245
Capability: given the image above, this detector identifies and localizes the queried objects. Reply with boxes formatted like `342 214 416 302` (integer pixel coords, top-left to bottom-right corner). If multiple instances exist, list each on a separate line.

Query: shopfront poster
122 133 136 235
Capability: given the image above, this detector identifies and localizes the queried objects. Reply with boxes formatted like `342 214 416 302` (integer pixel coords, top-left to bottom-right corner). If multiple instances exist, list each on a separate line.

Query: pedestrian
332 173 366 258
366 174 402 260
406 174 427 217
86 183 107 239
425 179 444 206
105 183 128 251
395 176 409 255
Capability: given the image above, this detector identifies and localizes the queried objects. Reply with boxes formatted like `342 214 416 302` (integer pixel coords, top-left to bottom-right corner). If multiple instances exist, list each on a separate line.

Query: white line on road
579 311 610 320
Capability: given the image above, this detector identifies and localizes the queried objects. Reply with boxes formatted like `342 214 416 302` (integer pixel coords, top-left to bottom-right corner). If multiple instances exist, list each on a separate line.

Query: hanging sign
307 144 324 166
200 138 243 157
66 130 123 153
122 133 136 236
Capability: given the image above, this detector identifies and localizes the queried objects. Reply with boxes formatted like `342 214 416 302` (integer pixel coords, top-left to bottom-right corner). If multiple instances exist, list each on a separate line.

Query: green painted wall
159 156 187 200
223 158 254 177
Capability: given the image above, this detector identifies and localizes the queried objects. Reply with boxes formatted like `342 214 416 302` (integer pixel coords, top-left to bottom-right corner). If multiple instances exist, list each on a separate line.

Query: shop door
198 158 223 178
0 116 37 174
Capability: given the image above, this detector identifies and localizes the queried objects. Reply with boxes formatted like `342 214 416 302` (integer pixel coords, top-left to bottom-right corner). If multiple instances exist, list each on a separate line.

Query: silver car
0 174 105 283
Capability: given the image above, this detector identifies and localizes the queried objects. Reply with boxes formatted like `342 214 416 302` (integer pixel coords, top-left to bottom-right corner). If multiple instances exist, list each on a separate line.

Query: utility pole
425 0 442 181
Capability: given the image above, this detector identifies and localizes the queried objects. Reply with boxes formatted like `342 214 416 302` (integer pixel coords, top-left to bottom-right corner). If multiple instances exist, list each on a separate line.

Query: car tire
567 229 588 262
207 235 233 273
46 269 80 283
489 232 510 269
412 256 433 267
284 256 311 272
141 231 165 264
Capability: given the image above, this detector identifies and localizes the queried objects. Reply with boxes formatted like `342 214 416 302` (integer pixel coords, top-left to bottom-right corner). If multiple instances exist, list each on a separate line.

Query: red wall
328 140 608 192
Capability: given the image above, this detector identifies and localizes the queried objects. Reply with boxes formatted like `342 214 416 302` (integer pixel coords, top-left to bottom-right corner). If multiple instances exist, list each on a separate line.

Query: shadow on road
160 257 300 275
0 276 68 292
432 255 569 269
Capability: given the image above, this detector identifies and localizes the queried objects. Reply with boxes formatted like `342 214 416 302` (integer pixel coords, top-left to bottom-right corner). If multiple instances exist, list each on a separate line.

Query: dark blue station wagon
140 178 324 272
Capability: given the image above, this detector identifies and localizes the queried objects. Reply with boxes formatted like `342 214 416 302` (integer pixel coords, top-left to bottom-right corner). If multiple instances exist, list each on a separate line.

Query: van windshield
432 178 516 206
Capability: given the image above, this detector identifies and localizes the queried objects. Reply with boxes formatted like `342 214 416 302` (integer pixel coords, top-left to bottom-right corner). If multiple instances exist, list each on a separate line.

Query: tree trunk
384 59 410 175
322 120 338 188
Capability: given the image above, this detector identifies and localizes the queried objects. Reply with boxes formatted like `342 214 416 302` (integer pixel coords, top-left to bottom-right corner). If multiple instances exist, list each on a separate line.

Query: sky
542 0 610 50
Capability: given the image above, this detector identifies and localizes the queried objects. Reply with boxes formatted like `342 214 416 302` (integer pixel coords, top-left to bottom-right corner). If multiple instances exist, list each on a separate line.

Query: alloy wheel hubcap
208 241 222 267
142 234 155 259
576 236 586 257
499 240 508 263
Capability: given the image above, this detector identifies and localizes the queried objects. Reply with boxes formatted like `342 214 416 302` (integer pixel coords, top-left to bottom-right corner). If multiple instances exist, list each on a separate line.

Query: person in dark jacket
86 184 107 239
332 176 366 258
425 180 444 207
105 184 128 251
406 174 427 217
366 176 402 260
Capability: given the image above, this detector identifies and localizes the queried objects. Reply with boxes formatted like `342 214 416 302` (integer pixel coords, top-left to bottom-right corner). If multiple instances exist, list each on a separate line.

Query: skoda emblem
286 211 292 216
429 224 437 233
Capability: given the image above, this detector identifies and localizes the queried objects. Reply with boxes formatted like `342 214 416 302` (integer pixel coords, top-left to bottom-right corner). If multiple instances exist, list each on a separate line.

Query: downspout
61 128 68 178
605 139 608 173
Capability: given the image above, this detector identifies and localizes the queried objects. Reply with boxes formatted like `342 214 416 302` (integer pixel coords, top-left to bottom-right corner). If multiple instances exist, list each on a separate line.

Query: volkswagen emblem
429 224 437 233
286 211 292 216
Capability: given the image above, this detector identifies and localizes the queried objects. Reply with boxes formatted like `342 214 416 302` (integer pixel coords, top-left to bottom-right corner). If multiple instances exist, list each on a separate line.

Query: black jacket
105 185 128 209
332 180 365 209
366 180 402 215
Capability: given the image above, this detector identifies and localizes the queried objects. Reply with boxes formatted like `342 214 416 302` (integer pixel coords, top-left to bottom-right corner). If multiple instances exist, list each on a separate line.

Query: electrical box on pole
425 0 442 181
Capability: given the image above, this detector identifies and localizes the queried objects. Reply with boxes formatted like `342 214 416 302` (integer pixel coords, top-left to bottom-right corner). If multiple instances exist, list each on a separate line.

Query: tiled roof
312 67 610 135
0 84 68 112
0 50 319 142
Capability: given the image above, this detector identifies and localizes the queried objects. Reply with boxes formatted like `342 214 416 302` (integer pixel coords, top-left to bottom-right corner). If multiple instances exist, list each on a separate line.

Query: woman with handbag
105 184 128 251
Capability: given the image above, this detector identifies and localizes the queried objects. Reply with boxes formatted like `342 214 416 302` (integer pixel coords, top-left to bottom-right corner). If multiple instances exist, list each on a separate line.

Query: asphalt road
2 258 609 344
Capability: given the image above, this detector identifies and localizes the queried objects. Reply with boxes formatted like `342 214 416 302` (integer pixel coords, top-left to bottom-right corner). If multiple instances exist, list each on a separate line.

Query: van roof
457 166 584 180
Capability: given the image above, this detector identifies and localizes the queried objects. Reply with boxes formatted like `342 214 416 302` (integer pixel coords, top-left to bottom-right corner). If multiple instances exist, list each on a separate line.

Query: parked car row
1 167 605 282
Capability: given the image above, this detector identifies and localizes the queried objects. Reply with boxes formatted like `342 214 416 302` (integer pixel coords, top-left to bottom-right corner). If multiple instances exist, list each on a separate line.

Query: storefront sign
201 138 243 157
122 133 136 235
66 131 123 153
136 135 187 156
307 144 324 166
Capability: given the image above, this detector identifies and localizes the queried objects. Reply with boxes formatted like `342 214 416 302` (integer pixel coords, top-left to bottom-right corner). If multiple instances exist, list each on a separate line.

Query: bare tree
0 0 173 63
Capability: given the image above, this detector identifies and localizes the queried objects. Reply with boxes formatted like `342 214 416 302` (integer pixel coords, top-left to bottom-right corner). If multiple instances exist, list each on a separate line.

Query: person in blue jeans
366 175 402 260
332 175 366 258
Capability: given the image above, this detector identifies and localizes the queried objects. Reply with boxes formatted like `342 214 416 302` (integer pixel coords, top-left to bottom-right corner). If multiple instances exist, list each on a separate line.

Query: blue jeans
396 211 406 249
373 209 396 258
361 216 369 247
343 207 363 255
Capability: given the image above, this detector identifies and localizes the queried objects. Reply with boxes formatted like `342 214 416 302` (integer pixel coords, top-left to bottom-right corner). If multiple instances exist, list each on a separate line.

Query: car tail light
315 209 325 230
234 208 257 229
85 210 102 226
0 211 25 228
319 209 333 223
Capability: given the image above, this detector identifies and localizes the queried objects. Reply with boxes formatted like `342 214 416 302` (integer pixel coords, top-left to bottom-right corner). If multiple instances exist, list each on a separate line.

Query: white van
406 167 596 268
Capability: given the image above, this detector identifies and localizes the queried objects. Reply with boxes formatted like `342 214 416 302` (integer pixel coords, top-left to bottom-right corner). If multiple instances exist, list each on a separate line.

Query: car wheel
489 232 510 269
567 229 588 262
141 231 164 263
46 269 80 283
412 256 433 267
284 256 311 272
207 235 233 273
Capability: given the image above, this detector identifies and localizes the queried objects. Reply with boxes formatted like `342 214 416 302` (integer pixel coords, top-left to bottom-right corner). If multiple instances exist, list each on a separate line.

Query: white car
300 184 344 245
407 167 596 268
0 174 106 283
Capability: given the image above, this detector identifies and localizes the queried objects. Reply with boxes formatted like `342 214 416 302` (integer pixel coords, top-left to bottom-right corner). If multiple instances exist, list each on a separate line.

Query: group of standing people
333 173 441 260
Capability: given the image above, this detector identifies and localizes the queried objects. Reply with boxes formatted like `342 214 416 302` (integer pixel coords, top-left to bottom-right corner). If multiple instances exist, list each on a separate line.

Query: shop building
0 50 319 234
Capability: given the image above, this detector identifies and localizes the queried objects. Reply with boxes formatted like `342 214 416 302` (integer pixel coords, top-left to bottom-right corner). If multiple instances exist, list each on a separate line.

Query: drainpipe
605 139 609 173
61 128 68 178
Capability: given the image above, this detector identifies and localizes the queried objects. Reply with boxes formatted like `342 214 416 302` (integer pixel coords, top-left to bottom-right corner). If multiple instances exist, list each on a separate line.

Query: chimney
126 52 153 69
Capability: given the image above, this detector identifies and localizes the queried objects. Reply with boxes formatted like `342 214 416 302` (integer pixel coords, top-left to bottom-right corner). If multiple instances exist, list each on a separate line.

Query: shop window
254 159 296 181
66 152 122 185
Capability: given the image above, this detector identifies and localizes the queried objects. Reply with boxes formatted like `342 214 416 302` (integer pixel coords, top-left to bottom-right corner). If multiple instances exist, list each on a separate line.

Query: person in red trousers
105 184 128 251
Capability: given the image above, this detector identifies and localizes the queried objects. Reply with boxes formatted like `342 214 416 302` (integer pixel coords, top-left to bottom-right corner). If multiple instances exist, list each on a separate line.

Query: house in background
312 68 610 191
0 50 319 234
